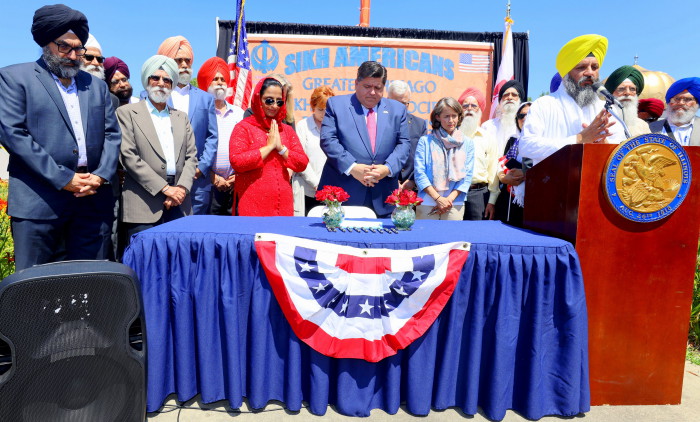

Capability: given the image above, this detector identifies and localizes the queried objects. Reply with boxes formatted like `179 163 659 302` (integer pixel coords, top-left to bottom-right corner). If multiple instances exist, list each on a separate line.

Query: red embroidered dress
230 78 308 216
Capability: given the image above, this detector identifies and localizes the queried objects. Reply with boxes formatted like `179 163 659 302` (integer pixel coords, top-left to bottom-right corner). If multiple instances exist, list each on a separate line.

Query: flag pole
359 0 371 27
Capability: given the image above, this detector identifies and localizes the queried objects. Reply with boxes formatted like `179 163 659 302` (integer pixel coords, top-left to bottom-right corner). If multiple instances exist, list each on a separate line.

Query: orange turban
197 57 230 91
157 36 193 61
458 87 486 112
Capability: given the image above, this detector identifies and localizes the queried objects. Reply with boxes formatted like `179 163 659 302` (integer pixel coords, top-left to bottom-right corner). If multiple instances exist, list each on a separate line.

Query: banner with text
246 34 494 123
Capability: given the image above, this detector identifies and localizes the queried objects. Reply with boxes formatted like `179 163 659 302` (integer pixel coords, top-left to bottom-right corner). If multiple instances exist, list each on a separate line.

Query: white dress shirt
171 84 191 116
213 103 244 178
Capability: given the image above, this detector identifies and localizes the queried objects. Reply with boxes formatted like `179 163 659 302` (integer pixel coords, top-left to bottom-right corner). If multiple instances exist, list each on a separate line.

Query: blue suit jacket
319 94 410 216
141 86 218 176
400 113 428 182
0 59 121 219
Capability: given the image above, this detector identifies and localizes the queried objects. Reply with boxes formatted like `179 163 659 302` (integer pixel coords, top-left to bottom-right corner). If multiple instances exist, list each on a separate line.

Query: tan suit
117 101 198 224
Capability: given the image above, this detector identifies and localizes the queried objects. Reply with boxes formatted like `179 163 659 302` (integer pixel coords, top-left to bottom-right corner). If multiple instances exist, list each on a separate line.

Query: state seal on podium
604 134 692 222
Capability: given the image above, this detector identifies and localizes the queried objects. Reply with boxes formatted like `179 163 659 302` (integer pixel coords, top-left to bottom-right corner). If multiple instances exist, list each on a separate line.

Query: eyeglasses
83 54 105 63
462 104 479 110
175 57 192 66
148 75 173 85
264 97 284 107
669 96 696 105
110 77 129 86
52 41 86 56
643 117 658 123
516 113 528 119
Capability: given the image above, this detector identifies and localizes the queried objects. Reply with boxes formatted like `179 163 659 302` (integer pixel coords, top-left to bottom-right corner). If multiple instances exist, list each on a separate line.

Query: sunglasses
148 75 173 85
517 113 528 119
84 54 105 63
264 97 284 107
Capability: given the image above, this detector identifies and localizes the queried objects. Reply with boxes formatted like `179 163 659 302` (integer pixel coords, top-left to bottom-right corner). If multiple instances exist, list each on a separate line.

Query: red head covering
197 57 229 91
157 36 193 61
458 87 486 112
249 77 288 131
638 98 665 119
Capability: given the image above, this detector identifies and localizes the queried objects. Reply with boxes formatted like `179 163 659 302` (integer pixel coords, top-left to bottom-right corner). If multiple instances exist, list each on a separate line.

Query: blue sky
4 0 698 99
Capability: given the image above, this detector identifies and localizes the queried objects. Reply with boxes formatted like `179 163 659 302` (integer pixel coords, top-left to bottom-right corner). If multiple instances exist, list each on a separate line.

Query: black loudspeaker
0 260 146 422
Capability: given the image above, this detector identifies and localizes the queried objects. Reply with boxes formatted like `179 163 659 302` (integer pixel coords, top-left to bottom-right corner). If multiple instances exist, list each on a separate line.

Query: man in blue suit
319 61 411 218
149 36 218 215
0 5 121 270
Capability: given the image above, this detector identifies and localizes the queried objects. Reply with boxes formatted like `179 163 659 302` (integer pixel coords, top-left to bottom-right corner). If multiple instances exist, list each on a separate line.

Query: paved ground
147 361 700 422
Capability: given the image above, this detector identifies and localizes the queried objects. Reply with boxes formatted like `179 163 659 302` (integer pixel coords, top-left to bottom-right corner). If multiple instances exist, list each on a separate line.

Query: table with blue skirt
122 216 589 420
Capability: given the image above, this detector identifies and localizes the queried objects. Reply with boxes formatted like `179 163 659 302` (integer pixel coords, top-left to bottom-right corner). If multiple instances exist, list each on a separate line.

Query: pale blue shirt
51 73 87 166
213 103 244 178
145 99 176 176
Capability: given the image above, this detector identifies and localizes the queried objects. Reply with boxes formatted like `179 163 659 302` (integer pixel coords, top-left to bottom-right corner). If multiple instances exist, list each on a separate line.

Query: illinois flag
255 234 470 362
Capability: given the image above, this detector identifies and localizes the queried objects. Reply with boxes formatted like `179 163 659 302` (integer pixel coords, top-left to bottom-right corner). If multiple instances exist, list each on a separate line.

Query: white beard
460 110 482 137
147 85 172 104
667 103 699 126
617 95 639 124
178 69 193 86
81 64 105 80
208 84 227 101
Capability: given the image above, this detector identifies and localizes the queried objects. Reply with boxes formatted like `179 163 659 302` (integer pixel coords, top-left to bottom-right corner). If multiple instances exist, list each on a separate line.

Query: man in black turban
603 65 649 137
0 4 121 270
481 80 525 155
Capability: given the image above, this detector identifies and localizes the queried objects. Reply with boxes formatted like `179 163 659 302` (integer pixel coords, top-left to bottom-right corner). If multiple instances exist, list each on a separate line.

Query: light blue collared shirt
145 98 177 176
51 73 87 166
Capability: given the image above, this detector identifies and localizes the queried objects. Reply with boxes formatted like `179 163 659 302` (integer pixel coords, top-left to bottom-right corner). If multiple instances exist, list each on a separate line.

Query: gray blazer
117 101 198 224
649 116 700 146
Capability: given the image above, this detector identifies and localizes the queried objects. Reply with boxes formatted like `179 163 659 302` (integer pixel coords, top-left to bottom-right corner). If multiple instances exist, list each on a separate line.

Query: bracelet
434 195 441 201
162 185 170 193
277 146 288 155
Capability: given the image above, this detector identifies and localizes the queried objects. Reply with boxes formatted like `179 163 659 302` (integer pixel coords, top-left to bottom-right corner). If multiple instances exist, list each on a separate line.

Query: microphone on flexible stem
591 82 624 109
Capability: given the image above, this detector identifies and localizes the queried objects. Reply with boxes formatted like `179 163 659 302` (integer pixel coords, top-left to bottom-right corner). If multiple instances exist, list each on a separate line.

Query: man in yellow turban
604 65 649 137
519 34 625 166
151 36 218 215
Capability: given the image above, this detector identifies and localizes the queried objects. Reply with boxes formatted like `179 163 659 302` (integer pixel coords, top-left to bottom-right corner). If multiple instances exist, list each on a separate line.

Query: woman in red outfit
229 78 308 216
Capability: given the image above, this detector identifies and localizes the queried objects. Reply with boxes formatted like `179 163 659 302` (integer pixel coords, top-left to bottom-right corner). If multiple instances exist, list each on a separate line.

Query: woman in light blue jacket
414 97 475 220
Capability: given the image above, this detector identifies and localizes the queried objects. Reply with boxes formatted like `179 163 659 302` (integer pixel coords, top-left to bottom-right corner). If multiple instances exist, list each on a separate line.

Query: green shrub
0 178 14 279
690 241 700 348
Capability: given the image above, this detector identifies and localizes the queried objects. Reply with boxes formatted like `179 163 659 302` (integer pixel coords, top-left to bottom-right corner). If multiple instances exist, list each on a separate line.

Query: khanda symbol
251 41 279 74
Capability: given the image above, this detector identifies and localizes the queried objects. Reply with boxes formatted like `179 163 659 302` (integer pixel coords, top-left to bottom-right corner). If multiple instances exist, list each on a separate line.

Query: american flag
458 53 491 73
226 0 252 110
255 233 470 362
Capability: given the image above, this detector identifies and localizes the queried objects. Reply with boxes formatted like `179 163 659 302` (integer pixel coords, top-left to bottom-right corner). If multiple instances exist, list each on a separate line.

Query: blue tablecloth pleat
123 216 589 420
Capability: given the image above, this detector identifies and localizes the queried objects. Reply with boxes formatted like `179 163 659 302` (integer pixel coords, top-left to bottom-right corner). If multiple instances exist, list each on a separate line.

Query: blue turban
31 5 89 47
665 77 700 103
141 55 179 90
550 73 562 93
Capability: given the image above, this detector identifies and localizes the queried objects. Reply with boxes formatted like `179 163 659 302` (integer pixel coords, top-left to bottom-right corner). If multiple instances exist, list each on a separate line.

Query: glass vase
322 202 345 228
391 205 416 230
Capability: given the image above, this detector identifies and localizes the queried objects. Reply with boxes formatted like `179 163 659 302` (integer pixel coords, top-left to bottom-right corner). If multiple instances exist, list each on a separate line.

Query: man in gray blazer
0 5 121 270
649 77 700 146
117 55 198 246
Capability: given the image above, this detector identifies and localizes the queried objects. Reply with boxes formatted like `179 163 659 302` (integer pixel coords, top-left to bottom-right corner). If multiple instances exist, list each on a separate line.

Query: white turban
85 33 102 53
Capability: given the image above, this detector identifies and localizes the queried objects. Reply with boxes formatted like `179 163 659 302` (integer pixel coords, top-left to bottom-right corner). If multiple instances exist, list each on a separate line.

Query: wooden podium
523 143 700 405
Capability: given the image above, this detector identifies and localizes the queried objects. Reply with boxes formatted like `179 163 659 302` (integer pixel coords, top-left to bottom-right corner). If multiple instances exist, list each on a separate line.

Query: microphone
592 82 624 109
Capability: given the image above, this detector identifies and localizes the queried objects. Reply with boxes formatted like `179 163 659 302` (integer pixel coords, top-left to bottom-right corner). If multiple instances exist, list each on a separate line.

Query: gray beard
208 85 227 101
617 96 639 124
668 104 699 126
147 85 172 104
42 47 81 79
460 113 481 137
178 70 193 86
563 74 597 108
81 64 105 80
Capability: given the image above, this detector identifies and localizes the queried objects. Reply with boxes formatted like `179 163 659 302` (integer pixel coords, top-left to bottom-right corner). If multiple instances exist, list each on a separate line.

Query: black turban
604 65 644 95
498 80 525 102
31 4 89 47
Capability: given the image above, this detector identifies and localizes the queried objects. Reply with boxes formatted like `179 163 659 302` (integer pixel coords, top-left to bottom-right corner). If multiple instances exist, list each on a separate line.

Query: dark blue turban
665 77 700 103
498 80 525 102
31 4 89 47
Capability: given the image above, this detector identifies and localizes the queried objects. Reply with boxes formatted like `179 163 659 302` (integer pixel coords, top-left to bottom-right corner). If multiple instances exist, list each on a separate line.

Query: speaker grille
0 270 145 422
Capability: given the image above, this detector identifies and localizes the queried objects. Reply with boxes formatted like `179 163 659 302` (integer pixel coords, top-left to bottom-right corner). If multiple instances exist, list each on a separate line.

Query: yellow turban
157 36 193 62
555 34 608 77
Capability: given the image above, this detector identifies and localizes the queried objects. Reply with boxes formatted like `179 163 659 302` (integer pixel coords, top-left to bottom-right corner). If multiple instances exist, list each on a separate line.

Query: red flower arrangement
385 188 423 207
315 185 350 204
